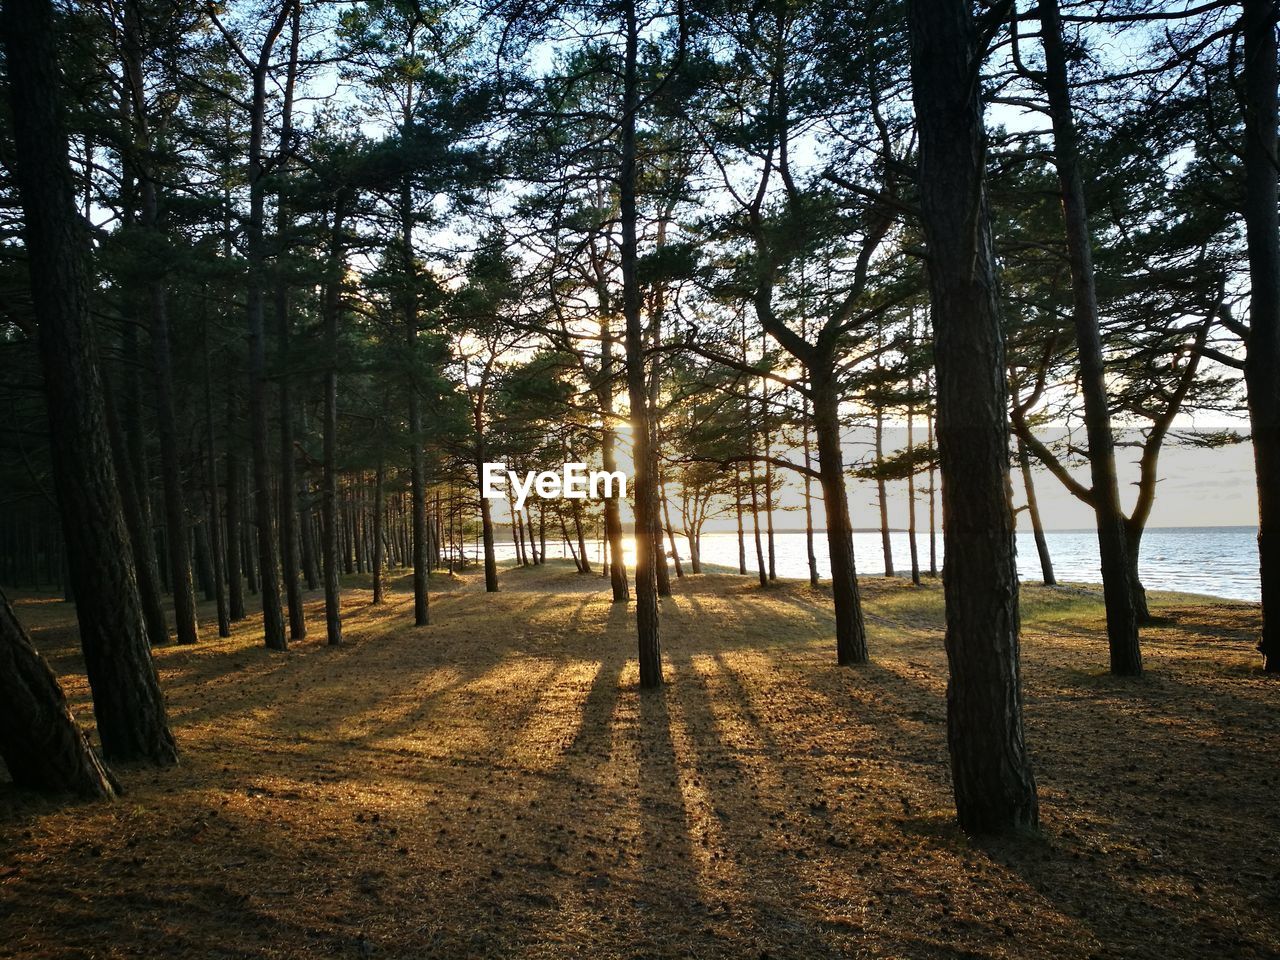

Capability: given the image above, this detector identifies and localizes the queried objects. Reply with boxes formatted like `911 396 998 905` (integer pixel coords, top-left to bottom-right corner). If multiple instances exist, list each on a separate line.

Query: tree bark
1037 0 1140 675
812 373 868 664
2 0 178 764
620 0 661 687
1017 434 1056 586
243 3 293 652
321 202 347 646
0 590 118 799
224 402 246 621
1240 0 1280 671
908 0 1038 832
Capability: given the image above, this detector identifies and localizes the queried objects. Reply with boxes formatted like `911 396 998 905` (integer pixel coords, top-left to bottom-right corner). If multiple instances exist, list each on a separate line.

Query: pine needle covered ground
2 562 1278 959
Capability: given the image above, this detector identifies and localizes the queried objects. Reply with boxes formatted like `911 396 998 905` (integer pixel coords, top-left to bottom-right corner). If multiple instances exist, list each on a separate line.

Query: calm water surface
495 526 1260 602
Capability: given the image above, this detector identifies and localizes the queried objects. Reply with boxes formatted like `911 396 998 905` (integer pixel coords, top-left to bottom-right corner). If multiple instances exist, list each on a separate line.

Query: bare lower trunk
908 0 1038 832
1038 0 1140 675
480 492 499 591
1240 0 1280 671
620 0 661 687
812 374 868 664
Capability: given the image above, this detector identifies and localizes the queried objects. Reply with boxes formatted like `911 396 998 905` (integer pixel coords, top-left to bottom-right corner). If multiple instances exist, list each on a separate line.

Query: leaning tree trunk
1240 0 1280 672
619 0 661 687
1038 0 1140 675
1017 433 1056 586
811 370 869 665
908 0 1038 833
0 590 117 799
2 0 178 764
1123 519 1149 625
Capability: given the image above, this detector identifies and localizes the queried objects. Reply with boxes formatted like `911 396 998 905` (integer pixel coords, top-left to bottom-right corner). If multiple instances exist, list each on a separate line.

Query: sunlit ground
2 562 1277 959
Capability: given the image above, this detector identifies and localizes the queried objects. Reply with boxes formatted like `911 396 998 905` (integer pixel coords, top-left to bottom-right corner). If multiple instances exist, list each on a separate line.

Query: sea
491 526 1261 603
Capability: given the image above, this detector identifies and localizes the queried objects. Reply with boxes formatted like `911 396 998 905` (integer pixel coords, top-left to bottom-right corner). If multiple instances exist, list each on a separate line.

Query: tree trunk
202 336 231 637
875 402 895 578
802 396 820 587
747 454 768 588
1124 519 1149 625
811 373 868 664
480 489 499 591
908 0 1038 832
1038 0 1140 675
1240 0 1280 672
0 590 118 799
735 470 747 575
224 395 247 621
1017 433 1056 586
2 0 178 764
321 204 347 646
661 480 684 579
619 0 661 687
372 452 386 604
907 400 921 586
105 388 169 646
120 3 199 647
243 7 292 652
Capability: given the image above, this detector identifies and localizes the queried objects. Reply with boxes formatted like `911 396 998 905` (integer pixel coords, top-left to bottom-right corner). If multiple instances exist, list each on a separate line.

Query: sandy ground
1 561 1278 959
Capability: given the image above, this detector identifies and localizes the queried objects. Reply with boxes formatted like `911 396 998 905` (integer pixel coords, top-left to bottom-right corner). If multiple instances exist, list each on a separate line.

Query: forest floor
1 561 1278 960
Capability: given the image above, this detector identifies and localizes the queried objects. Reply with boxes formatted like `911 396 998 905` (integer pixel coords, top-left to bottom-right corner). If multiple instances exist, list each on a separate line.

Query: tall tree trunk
0 590 118 799
1123 519 1148 625
1240 0 1280 671
321 203 347 646
372 451 386 604
242 3 293 652
399 181 432 627
120 1 198 647
480 489 499 590
202 328 231 637
573 502 591 574
1037 0 1140 675
1017 433 1056 586
908 0 1038 832
2 0 178 763
811 371 868 664
619 0 661 687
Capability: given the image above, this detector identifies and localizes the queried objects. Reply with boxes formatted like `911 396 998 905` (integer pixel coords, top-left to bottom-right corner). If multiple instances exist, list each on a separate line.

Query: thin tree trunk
907 397 921 586
242 3 293 652
224 402 246 621
372 451 386 604
802 395 819 587
908 0 1038 831
321 202 347 646
1017 433 1056 586
619 0 661 687
2 0 178 763
875 403 895 578
735 470 747 575
748 454 768 588
1038 0 1140 675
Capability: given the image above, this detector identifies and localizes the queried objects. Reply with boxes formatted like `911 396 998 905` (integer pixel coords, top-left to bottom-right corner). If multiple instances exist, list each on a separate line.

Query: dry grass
2 561 1279 959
